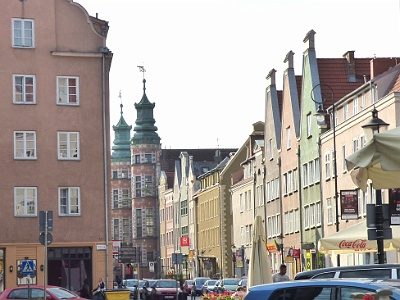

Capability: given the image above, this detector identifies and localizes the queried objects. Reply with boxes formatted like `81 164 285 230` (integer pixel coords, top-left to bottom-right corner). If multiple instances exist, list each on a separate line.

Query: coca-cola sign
339 239 367 249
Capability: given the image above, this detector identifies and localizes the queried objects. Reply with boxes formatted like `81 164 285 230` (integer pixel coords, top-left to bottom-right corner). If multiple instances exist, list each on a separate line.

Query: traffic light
132 246 137 262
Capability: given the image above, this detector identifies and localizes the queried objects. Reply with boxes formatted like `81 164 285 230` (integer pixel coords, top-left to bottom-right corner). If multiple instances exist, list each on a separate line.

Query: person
272 264 290 282
79 278 90 299
190 284 196 300
93 278 105 300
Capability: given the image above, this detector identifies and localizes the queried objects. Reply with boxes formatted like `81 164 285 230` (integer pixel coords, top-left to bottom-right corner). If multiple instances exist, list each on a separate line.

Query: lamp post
311 84 340 266
362 107 389 264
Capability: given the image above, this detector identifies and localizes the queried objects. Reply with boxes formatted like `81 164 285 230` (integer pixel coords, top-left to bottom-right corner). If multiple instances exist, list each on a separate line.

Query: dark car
294 263 400 280
245 279 400 300
0 286 87 300
193 277 210 296
150 279 180 300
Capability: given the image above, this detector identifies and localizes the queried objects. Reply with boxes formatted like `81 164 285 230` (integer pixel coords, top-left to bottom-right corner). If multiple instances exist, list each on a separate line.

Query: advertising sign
389 188 400 225
340 190 358 220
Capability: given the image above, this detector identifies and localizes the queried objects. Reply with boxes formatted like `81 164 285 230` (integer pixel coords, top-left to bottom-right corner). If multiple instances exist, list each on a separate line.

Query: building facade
0 0 113 292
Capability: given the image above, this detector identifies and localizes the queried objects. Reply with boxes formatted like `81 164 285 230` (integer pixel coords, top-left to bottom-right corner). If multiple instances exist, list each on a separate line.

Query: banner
340 190 358 220
389 188 400 225
180 236 190 247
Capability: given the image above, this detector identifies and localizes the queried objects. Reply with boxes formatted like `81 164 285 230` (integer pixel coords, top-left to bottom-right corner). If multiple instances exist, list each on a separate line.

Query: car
294 263 400 280
150 279 181 300
182 280 194 294
238 278 247 288
0 285 88 300
215 278 240 293
139 280 151 300
245 279 400 300
123 279 139 299
193 277 210 296
201 279 218 295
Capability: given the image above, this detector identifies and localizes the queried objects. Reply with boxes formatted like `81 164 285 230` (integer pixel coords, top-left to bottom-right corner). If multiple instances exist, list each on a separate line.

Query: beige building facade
0 0 113 292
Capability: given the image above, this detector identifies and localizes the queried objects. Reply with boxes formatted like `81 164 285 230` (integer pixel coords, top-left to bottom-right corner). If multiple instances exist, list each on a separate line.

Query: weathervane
118 90 123 115
137 66 146 79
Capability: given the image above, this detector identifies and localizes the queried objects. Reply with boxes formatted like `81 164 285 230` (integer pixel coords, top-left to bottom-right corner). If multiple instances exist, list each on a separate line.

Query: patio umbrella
318 220 400 254
346 126 400 191
247 215 273 287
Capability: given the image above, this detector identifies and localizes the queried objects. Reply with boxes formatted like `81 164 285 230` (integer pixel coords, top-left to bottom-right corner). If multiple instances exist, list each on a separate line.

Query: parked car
139 280 151 300
0 286 88 300
245 279 400 300
124 279 139 299
150 279 181 300
294 263 400 280
193 277 210 296
238 278 247 288
215 278 240 293
201 279 218 295
182 280 194 294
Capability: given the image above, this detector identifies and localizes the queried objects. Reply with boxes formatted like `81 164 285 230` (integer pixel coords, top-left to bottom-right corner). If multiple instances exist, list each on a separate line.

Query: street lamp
362 107 389 264
311 83 340 266
231 245 236 277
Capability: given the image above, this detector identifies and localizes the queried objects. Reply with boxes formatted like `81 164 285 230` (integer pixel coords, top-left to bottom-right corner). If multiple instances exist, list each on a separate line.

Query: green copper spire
112 93 132 161
131 78 161 145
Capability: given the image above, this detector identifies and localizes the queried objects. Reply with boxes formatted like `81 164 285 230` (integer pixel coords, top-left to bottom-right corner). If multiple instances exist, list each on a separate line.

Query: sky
77 0 400 149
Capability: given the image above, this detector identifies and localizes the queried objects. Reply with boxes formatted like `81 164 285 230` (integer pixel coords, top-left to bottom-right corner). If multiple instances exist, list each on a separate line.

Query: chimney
343 51 356 82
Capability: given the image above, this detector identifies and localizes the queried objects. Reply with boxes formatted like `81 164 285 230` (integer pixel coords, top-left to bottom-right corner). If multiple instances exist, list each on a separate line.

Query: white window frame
57 76 79 105
286 126 291 149
308 161 314 185
353 138 359 153
353 97 359 115
58 132 80 160
12 18 34 48
342 145 347 172
343 103 349 120
314 158 320 183
294 209 300 232
14 131 36 159
13 75 36 104
14 187 37 216
293 168 298 191
58 187 80 216
304 205 310 229
327 197 333 225
316 201 322 226
325 152 331 180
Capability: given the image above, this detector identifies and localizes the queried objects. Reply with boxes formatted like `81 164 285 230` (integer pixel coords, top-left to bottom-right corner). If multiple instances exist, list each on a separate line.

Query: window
181 200 188 216
294 209 300 232
326 198 333 225
136 209 142 238
343 103 349 120
113 219 120 240
309 204 315 227
307 113 312 137
287 171 293 193
325 152 331 180
342 145 347 172
59 187 80 215
293 168 298 191
144 175 154 196
353 97 359 115
302 163 308 187
134 154 141 164
332 150 336 177
353 138 359 153
122 219 130 245
304 206 310 229
112 190 119 208
316 201 321 226
58 132 79 159
144 153 153 163
239 193 243 212
57 76 79 105
14 187 37 216
314 158 320 183
13 75 35 103
14 131 36 159
12 18 34 48
286 126 291 149
360 135 366 148
269 138 273 160
283 174 287 196
308 161 314 185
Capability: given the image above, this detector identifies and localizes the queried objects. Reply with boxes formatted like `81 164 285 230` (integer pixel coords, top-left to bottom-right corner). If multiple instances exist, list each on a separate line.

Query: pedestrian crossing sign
21 260 35 275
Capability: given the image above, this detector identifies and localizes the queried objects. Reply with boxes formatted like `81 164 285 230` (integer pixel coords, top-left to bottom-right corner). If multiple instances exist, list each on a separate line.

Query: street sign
367 228 392 240
21 260 35 275
39 232 53 245
149 261 154 272
39 211 53 232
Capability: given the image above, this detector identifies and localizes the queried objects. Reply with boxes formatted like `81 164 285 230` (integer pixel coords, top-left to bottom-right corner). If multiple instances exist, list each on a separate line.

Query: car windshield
224 279 240 285
149 280 157 287
139 281 147 288
207 280 217 285
196 279 208 285
125 280 139 287
157 281 178 288
186 280 194 285
47 288 79 299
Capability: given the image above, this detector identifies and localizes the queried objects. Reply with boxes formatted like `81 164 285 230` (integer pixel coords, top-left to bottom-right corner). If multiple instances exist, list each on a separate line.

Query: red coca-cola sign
339 239 367 249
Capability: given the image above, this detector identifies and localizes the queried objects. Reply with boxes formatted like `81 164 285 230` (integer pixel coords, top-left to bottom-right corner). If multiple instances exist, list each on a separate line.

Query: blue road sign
21 260 35 275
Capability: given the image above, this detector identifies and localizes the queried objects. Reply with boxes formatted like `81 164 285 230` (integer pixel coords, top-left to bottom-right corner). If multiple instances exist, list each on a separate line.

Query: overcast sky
77 0 400 149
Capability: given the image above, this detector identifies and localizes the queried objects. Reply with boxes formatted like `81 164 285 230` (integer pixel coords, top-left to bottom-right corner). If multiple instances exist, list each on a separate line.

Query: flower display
201 290 245 300
362 294 375 300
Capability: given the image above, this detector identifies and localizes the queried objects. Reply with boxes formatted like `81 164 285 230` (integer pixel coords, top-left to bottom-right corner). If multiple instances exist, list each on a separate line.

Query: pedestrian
79 278 91 299
93 278 105 300
272 264 290 282
190 284 196 300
